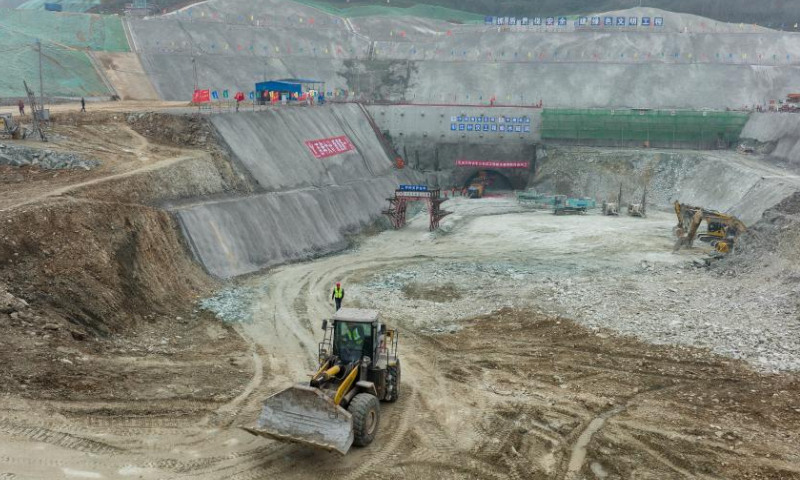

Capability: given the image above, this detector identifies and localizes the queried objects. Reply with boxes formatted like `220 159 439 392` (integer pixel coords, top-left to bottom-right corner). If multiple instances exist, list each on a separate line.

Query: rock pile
0 143 99 170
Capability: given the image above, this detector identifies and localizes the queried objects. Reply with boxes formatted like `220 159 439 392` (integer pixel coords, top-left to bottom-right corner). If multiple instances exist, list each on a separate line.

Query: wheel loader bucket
243 384 354 455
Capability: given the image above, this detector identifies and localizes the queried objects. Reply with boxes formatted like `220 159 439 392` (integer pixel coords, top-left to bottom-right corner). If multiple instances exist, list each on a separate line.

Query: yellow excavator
244 308 400 454
673 202 746 254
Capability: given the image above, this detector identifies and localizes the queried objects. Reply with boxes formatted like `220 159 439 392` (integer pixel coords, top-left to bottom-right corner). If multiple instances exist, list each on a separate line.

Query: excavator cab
245 308 400 455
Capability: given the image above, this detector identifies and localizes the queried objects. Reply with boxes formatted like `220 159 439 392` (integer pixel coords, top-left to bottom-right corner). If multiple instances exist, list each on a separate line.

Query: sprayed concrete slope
174 104 422 278
740 113 800 168
127 3 800 108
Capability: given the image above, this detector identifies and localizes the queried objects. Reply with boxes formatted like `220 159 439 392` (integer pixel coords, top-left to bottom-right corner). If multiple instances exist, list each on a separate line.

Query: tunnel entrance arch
463 170 515 192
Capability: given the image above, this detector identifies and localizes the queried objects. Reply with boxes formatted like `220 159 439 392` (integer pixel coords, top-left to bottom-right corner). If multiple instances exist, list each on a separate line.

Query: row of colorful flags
192 88 347 103
164 10 799 33
143 40 796 64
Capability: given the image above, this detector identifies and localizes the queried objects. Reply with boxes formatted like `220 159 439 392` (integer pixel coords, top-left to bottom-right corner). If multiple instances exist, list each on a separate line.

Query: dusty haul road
1 198 799 479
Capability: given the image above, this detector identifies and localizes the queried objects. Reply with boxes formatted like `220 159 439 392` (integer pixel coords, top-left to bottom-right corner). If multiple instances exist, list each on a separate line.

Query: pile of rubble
126 113 213 148
0 143 99 170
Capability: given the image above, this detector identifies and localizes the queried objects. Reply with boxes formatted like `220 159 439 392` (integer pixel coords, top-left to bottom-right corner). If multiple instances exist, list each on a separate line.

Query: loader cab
334 320 374 364
327 308 380 365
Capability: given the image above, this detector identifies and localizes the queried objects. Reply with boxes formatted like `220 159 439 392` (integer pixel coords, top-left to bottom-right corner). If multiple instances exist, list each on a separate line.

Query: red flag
192 89 210 103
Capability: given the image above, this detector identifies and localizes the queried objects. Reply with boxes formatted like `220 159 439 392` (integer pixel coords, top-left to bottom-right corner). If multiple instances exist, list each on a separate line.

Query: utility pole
36 39 45 110
192 57 198 90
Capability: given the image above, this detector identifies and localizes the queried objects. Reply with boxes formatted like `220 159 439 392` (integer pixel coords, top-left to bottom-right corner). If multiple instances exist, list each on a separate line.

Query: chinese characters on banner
456 160 529 169
399 185 428 192
305 135 355 159
396 190 433 198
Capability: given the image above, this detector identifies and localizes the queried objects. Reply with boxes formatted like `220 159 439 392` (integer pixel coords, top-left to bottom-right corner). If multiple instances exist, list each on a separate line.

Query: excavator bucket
243 385 354 455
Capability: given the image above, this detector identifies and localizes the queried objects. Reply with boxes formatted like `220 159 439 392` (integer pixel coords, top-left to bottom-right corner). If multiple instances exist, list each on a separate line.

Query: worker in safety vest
331 282 344 310
343 323 364 347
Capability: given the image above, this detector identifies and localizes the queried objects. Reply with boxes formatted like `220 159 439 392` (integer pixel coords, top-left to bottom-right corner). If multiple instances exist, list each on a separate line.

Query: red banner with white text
192 89 211 103
305 135 355 159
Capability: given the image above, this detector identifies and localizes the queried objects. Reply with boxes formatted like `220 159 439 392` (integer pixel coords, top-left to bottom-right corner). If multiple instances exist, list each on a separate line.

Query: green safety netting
0 9 128 97
541 109 750 144
291 0 485 23
0 9 128 51
16 0 100 13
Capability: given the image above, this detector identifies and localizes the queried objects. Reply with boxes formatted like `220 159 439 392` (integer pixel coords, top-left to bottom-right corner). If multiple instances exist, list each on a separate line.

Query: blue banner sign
400 185 428 192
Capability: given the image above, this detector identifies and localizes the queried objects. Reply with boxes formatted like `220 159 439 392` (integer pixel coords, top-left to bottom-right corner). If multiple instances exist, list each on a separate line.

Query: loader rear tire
349 393 380 447
386 361 400 402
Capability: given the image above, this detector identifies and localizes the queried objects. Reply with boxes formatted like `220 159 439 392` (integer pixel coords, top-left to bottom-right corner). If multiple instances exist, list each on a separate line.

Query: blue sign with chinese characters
604 17 613 26
616 17 626 26
642 17 651 26
558 17 567 26
591 16 601 26
654 17 664 27
400 185 428 192
546 17 554 26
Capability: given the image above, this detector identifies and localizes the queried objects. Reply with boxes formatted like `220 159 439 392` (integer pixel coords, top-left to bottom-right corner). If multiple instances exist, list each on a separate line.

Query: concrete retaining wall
175 175 416 278
174 104 422 278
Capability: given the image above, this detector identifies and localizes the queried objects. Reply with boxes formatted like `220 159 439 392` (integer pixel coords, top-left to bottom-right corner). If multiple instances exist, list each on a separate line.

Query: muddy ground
0 106 799 479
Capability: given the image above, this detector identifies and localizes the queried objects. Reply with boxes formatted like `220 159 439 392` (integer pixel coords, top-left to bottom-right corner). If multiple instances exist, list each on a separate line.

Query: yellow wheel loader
244 308 400 455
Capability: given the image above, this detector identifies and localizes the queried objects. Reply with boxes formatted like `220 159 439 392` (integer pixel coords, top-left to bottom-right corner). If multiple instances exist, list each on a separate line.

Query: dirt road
2 198 798 479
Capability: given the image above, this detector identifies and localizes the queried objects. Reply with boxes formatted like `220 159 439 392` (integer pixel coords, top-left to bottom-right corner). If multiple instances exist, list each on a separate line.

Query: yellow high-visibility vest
334 286 343 299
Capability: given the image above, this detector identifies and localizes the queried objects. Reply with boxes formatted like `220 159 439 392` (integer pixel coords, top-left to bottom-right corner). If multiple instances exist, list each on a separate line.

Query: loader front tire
349 393 380 447
386 361 400 402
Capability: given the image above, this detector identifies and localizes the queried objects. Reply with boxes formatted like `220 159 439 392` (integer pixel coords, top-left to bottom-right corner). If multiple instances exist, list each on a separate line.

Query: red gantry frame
382 188 451 231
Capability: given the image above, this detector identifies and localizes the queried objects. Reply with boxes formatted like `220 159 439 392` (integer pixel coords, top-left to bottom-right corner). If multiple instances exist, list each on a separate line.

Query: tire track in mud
206 327 265 428
340 387 420 480
621 434 721 480
0 420 124 455
146 442 292 478
560 383 684 480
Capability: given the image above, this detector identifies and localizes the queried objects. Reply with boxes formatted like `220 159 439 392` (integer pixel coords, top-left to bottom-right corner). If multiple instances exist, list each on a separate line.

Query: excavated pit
1 100 799 480
1 1 800 473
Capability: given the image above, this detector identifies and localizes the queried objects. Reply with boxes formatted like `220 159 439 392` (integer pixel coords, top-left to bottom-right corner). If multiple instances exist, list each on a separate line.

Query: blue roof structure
255 78 325 94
